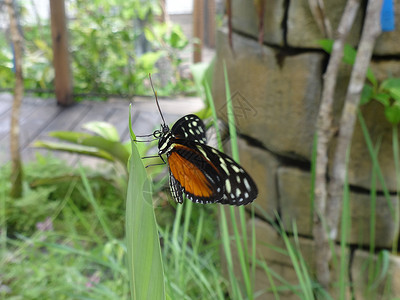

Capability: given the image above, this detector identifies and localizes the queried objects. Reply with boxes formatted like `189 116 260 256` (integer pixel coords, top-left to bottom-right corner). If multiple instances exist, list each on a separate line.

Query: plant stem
6 0 24 198
313 0 361 288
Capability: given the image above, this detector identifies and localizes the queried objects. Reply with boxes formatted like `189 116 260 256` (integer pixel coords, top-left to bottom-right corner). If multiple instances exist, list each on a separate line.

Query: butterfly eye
153 130 162 138
162 124 169 134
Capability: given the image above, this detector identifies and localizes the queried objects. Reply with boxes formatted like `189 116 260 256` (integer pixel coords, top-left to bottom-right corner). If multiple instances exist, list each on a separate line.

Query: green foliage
0 151 227 299
34 121 131 169
126 105 165 299
319 39 400 125
319 39 377 86
0 0 192 98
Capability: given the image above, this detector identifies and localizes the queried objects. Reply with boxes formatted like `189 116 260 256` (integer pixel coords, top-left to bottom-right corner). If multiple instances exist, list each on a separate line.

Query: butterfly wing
169 169 184 204
168 139 258 205
168 142 224 203
170 114 207 144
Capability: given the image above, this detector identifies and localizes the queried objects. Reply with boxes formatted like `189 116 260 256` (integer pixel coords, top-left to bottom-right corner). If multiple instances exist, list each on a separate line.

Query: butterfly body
155 114 258 206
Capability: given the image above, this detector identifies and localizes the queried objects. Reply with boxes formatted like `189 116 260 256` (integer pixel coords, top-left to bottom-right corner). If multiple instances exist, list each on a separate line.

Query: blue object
381 0 395 32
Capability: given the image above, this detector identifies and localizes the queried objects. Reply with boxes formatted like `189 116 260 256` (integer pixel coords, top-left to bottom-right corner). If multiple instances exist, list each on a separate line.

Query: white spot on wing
236 188 241 197
232 165 240 173
225 179 231 194
220 162 230 175
244 178 251 190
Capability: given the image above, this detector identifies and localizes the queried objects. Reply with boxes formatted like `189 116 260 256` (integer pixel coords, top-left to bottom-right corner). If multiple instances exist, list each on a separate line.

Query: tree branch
326 0 383 243
6 0 24 198
313 0 361 288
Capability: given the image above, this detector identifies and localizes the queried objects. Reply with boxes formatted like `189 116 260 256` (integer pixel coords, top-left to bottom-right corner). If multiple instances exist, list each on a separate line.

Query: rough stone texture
213 28 324 160
374 0 400 55
370 59 400 81
287 0 363 49
250 218 350 299
278 167 314 236
214 27 400 192
278 166 399 248
352 250 400 299
231 0 285 46
224 137 280 217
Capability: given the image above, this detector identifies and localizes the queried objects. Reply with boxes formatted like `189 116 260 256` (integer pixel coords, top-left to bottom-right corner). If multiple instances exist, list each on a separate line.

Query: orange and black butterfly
140 78 258 206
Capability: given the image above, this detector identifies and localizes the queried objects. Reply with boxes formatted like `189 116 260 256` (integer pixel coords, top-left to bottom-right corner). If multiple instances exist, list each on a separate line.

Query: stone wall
213 0 400 298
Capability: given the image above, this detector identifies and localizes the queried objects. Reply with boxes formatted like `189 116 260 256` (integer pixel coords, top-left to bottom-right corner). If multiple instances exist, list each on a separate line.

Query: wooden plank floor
0 93 204 168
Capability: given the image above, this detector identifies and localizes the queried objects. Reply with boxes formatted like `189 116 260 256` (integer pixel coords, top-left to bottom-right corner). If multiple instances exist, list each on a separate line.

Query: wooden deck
0 93 204 167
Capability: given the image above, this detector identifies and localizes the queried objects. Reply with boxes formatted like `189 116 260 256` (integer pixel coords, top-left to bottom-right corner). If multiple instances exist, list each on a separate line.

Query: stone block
287 0 363 49
250 218 350 298
374 0 400 55
352 249 400 299
278 166 399 247
278 167 314 236
231 0 285 46
224 137 280 217
213 28 324 160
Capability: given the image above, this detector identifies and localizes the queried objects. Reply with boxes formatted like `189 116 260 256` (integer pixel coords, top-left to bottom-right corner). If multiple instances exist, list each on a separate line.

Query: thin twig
307 0 333 39
313 0 361 288
326 0 383 244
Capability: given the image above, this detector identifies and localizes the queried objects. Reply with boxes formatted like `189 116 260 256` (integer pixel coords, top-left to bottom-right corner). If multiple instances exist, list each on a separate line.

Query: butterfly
139 77 258 206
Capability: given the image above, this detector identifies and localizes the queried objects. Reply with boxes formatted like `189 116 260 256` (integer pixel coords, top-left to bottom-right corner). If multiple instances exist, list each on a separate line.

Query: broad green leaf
190 58 215 98
49 132 130 165
33 141 115 161
381 78 400 101
374 93 391 107
82 121 120 142
49 131 92 142
381 78 400 90
360 84 373 105
385 103 400 124
136 51 165 70
125 133 165 300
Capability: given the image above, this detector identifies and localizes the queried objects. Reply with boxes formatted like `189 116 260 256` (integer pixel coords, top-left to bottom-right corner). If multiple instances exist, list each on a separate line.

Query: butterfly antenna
149 73 166 126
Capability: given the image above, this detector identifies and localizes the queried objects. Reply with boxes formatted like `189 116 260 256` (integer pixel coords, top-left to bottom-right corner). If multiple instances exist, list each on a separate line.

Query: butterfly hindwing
169 169 184 204
170 114 207 144
168 139 258 205
168 142 224 203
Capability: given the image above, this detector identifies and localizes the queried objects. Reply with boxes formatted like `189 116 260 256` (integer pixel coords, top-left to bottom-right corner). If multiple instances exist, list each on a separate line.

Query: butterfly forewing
170 114 207 144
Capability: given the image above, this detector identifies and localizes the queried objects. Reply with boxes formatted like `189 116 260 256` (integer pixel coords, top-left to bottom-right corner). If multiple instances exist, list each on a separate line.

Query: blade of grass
78 166 114 241
339 158 351 300
179 201 193 288
193 208 205 256
357 110 394 217
204 80 222 150
224 61 253 299
205 69 241 298
368 140 380 288
0 172 7 257
258 259 280 299
292 222 314 300
126 105 165 300
391 125 400 254
275 216 313 299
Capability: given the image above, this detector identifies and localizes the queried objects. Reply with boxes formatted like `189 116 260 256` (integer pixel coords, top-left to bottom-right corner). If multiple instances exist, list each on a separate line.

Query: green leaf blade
82 121 120 142
125 133 165 300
